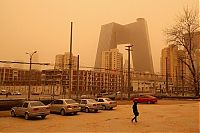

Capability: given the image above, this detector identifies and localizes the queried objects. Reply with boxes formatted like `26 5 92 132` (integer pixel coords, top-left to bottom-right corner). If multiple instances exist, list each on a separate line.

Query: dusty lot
0 100 199 133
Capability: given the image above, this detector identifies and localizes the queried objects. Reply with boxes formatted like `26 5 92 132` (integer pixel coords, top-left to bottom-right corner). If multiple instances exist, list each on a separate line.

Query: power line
0 60 50 66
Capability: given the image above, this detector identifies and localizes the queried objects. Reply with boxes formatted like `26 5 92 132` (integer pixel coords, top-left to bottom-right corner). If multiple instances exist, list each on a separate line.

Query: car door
98 98 105 106
142 95 149 102
79 100 87 110
18 102 28 116
50 101 56 112
14 102 23 115
51 100 61 113
56 100 64 112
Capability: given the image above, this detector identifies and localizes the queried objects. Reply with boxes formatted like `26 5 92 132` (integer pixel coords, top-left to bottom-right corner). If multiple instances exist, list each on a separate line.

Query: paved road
0 101 199 132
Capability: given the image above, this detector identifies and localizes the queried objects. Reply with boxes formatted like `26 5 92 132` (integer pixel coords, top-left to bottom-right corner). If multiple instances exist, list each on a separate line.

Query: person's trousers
132 116 137 122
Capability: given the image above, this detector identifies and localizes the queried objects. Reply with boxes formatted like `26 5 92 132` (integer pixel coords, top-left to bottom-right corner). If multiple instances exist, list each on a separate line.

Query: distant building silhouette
95 18 154 73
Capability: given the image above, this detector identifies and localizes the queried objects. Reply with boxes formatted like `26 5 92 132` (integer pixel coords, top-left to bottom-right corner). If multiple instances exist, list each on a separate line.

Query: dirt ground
0 99 199 133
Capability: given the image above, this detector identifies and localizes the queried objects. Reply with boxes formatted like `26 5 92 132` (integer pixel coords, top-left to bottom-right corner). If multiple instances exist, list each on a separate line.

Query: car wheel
24 113 29 120
109 107 113 110
60 109 65 116
94 109 98 113
73 112 78 115
102 106 106 110
85 108 89 113
41 115 46 119
11 110 16 117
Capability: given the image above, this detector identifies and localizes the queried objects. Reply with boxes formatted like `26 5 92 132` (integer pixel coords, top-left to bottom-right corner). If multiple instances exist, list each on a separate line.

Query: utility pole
76 55 80 99
165 57 168 95
181 60 184 96
26 51 37 101
52 68 55 100
120 69 123 100
125 44 133 100
176 66 178 94
68 22 73 99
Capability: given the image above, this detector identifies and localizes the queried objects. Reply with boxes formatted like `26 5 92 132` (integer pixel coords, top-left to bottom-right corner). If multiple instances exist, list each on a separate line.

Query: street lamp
26 51 37 100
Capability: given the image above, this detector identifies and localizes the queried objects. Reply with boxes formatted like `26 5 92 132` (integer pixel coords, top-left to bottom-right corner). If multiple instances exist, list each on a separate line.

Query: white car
0 90 7 95
95 98 117 110
11 101 50 120
49 99 81 115
12 91 22 95
79 99 102 113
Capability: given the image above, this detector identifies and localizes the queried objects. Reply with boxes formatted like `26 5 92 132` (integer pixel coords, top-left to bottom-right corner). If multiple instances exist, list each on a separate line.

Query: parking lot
0 100 199 132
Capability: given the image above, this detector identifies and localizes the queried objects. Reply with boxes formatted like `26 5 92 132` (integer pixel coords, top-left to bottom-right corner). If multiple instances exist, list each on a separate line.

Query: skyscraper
95 18 154 73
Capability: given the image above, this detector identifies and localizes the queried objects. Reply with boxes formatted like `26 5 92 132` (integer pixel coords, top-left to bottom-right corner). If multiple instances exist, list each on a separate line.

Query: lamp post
26 51 37 100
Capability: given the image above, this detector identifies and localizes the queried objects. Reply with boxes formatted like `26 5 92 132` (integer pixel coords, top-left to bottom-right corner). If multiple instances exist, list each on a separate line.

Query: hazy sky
0 0 199 72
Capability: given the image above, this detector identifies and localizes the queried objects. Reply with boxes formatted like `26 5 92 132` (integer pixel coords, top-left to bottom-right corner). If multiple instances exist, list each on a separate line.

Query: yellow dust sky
0 0 199 72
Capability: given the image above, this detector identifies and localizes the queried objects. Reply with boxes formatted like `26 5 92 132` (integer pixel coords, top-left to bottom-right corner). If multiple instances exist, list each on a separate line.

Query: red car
133 95 157 104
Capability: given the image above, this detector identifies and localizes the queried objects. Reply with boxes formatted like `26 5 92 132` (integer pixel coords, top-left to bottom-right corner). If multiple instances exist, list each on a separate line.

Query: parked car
132 95 157 104
10 101 50 120
31 92 40 95
0 90 11 95
0 90 7 95
79 99 102 113
12 91 22 95
49 99 81 115
97 93 116 100
95 98 117 110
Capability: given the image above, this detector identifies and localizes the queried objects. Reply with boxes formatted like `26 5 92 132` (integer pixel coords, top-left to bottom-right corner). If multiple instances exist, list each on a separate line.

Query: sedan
11 101 50 120
133 95 157 104
95 98 117 110
49 99 81 115
79 99 102 113
12 91 22 95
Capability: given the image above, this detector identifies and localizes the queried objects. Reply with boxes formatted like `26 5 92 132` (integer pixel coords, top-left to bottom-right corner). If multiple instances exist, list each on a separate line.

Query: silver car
79 99 102 113
95 98 117 110
49 99 81 115
12 91 22 95
11 101 50 120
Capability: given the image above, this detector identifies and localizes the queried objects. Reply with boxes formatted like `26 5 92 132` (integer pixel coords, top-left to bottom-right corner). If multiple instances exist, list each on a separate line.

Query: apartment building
41 69 123 96
160 32 200 95
101 48 123 72
0 67 41 86
160 45 178 81
54 52 78 70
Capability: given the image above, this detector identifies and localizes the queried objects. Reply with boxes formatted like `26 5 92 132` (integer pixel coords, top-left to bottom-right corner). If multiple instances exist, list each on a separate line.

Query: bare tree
165 7 200 97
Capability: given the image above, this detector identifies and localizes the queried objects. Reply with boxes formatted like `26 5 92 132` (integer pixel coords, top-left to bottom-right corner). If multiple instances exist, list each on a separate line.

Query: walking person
131 101 139 123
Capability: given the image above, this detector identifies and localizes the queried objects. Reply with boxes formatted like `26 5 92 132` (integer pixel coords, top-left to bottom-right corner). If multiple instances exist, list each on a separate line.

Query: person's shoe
131 119 133 123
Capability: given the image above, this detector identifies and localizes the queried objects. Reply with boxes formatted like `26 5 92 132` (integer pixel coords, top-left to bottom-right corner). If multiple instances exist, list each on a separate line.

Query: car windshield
105 98 112 101
65 99 77 104
30 101 45 107
148 96 155 98
88 99 96 103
